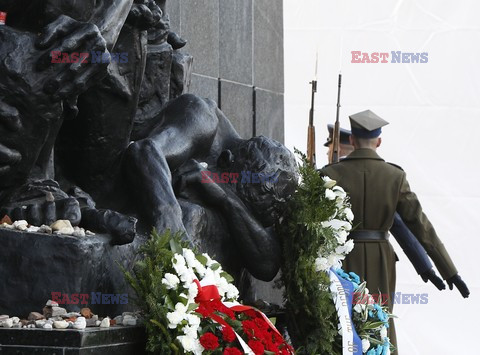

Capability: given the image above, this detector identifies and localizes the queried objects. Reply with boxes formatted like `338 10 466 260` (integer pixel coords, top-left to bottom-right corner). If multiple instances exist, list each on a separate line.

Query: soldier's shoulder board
387 162 404 171
319 161 342 171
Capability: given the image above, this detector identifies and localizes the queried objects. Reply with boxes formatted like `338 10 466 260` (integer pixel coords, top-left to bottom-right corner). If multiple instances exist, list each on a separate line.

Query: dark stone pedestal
0 326 146 354
0 228 147 317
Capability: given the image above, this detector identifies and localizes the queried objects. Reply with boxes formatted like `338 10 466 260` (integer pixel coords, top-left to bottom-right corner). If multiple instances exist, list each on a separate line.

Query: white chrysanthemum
216 277 230 297
380 326 388 340
328 254 342 269
323 176 337 188
344 207 354 221
203 268 217 286
183 248 197 268
187 281 199 302
186 314 201 327
325 189 336 200
178 335 203 354
315 257 330 271
322 219 350 231
175 302 187 313
335 244 348 255
202 253 215 267
167 305 186 329
173 254 186 267
362 338 371 353
182 324 199 339
343 239 354 254
211 267 225 286
335 229 348 244
162 273 180 290
332 185 346 199
179 269 196 284
193 340 205 355
194 263 207 277
225 283 240 300
172 255 189 277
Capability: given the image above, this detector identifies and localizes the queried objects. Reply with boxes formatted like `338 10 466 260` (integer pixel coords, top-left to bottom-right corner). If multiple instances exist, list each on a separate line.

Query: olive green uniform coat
321 148 458 353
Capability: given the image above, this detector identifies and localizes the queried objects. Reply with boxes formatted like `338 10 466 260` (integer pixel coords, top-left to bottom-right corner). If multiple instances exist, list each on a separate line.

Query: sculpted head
218 136 298 226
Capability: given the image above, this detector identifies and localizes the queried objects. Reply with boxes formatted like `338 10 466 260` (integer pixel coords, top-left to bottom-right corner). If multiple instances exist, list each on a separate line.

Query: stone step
0 326 146 354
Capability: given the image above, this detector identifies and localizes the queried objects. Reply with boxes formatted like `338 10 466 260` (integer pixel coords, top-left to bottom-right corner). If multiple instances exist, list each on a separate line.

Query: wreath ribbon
193 279 294 354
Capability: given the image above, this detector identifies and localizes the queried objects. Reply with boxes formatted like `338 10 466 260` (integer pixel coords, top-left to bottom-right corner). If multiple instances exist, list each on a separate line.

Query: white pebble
46 300 59 307
73 316 86 330
53 320 69 329
38 225 53 234
2 319 13 328
100 317 110 328
13 220 28 231
73 227 86 237
0 223 14 229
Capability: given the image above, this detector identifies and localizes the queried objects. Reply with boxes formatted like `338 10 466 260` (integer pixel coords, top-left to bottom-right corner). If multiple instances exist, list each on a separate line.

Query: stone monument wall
166 0 284 142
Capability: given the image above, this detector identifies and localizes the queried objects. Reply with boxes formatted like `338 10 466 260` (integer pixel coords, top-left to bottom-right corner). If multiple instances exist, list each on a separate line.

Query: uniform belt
348 230 389 241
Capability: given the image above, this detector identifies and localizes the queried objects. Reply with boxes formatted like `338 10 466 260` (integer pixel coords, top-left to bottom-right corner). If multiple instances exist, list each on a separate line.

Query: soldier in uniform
320 110 469 353
323 124 447 291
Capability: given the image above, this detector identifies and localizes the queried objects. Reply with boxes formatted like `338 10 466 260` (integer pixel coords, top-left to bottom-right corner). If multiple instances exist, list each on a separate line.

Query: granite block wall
166 0 284 142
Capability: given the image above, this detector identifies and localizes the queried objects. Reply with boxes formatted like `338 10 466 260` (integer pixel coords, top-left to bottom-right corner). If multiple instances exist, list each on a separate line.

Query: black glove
420 268 446 290
447 274 470 298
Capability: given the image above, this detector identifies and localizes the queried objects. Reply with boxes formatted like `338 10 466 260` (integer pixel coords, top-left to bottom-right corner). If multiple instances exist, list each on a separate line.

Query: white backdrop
284 1 480 354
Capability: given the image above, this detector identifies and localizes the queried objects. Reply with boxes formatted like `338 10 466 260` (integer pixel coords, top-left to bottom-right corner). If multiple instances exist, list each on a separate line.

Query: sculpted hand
420 268 446 290
1 197 82 227
35 15 109 101
173 159 227 203
127 0 162 30
447 274 470 298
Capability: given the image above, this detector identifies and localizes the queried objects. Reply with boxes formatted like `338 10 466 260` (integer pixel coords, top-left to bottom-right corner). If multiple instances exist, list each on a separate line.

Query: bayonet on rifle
307 79 317 166
329 74 342 164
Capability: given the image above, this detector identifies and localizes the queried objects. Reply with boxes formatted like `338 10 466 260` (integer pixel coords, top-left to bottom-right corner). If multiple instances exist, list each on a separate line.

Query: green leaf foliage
120 229 186 354
277 150 341 355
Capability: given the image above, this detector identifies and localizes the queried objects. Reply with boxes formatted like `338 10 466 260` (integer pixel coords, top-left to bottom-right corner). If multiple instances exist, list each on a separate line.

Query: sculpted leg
124 138 186 236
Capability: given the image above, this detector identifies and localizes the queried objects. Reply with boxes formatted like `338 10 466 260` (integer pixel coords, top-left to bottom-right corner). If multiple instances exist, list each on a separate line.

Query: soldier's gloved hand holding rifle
447 274 470 298
420 268 446 290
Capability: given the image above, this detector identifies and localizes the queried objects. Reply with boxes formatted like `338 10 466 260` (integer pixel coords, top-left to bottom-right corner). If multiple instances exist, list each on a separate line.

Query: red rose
222 326 236 343
242 319 259 338
272 332 282 344
254 317 270 331
248 339 265 355
223 347 243 355
199 332 219 350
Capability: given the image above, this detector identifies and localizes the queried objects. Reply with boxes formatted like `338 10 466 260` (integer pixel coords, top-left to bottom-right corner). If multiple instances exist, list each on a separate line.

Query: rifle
307 78 317 166
329 74 342 164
